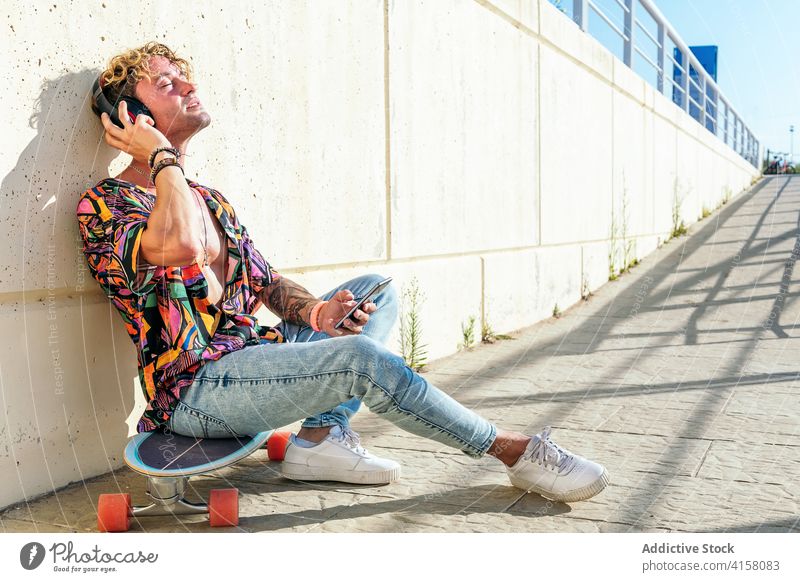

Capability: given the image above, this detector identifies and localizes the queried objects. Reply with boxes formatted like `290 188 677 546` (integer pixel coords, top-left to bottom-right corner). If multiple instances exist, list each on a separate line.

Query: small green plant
609 204 620 281
722 186 732 205
399 275 428 371
479 306 514 343
670 177 688 239
700 205 711 219
620 181 638 273
608 174 640 278
581 270 592 300
481 312 495 343
552 303 562 318
458 315 476 350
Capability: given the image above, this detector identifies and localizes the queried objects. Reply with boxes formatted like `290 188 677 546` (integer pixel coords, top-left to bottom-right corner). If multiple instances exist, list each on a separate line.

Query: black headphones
91 75 157 129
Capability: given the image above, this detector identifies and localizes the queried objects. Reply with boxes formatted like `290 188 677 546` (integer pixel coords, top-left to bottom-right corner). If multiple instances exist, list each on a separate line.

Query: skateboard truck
97 430 292 532
136 476 208 516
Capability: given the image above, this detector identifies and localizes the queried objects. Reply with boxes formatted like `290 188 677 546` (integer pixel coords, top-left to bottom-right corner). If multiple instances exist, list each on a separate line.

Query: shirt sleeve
76 186 164 298
240 222 281 297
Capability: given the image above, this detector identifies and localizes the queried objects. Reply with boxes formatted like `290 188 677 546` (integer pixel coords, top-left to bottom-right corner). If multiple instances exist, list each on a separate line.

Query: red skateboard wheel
267 431 292 461
97 493 131 532
208 488 239 527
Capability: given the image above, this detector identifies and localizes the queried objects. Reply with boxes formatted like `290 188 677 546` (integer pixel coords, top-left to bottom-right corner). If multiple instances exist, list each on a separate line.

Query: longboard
97 429 292 532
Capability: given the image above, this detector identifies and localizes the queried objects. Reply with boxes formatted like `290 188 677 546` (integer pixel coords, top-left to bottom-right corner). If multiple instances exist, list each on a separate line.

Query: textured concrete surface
2 175 798 533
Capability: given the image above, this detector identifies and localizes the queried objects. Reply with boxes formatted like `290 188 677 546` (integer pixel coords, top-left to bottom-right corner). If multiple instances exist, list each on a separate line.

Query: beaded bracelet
150 157 183 183
310 300 328 332
148 146 181 169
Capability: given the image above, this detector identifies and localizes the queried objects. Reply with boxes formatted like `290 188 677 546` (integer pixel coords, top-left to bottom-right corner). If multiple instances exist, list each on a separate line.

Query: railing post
713 89 719 136
699 73 706 129
746 131 751 162
656 20 665 94
730 111 735 149
744 125 748 158
736 119 741 154
735 119 740 154
624 0 634 67
741 121 745 156
743 129 748 160
680 49 689 112
573 0 589 31
722 100 728 145
737 119 743 156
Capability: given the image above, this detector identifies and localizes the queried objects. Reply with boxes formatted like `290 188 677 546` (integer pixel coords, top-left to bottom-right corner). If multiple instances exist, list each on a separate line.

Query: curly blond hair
100 41 193 103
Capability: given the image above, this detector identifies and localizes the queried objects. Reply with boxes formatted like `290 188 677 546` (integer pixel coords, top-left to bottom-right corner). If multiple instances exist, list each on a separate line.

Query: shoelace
522 426 576 475
337 427 369 456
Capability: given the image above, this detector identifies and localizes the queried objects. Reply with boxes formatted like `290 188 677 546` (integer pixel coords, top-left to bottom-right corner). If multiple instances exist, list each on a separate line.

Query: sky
649 0 799 162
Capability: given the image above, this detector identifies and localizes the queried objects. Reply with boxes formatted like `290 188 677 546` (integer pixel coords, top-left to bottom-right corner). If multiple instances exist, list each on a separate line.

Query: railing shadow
413 176 798 528
235 484 572 532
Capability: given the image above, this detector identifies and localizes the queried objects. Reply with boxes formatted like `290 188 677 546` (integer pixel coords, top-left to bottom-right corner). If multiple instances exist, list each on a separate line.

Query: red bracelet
310 300 328 332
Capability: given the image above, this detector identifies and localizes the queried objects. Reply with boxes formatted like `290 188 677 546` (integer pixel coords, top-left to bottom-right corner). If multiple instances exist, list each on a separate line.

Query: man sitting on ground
76 41 609 502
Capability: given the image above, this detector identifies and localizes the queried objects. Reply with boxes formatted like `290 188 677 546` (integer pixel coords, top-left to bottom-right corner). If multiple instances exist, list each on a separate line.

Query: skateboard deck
125 430 271 477
98 429 292 532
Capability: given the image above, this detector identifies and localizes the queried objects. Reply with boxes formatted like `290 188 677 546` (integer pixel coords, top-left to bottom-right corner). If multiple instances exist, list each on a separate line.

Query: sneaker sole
280 462 401 485
514 469 610 503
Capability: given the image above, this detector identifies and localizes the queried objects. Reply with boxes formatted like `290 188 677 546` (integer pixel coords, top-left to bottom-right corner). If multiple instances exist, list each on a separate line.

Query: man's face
133 55 210 141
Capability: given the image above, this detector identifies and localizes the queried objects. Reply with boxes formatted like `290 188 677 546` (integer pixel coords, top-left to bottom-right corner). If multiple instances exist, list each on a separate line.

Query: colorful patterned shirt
76 177 285 433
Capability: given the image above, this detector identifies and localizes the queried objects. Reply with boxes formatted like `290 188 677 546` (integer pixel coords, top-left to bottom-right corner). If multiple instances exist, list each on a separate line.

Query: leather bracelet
149 146 181 169
150 157 183 182
310 300 328 332
150 157 182 182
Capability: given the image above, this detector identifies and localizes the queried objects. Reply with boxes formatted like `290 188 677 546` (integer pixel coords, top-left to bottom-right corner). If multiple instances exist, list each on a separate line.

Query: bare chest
194 191 230 309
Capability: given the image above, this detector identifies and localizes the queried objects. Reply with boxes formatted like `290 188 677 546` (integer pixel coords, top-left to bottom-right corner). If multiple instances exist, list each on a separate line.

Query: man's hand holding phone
319 290 377 337
100 101 170 164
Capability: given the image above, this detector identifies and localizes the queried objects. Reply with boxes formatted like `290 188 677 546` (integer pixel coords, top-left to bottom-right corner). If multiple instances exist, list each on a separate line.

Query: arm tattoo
260 276 322 327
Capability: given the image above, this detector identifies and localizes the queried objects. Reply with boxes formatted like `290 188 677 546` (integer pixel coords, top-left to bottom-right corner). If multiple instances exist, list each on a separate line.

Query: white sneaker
506 426 609 503
280 425 401 485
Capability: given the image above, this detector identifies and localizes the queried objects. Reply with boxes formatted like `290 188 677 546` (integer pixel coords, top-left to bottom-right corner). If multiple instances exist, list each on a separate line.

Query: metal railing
551 0 760 167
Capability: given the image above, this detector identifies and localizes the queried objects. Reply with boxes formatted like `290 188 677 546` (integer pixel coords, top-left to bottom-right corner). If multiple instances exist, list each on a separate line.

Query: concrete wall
0 0 760 509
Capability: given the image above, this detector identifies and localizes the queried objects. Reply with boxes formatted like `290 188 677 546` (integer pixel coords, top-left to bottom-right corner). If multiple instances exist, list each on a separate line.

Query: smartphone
333 276 393 330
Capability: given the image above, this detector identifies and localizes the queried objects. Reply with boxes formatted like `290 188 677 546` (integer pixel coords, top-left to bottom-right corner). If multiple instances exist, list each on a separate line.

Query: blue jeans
167 273 498 458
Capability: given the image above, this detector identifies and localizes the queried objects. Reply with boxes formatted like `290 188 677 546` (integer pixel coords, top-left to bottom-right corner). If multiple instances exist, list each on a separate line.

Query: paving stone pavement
3 176 799 533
